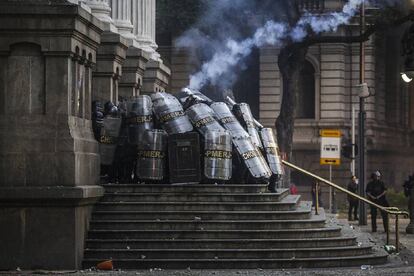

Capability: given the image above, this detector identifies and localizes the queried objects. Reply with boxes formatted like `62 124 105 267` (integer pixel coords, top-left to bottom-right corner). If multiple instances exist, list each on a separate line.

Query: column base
93 31 128 103
85 1 118 33
119 47 150 98
0 186 104 270
142 60 171 94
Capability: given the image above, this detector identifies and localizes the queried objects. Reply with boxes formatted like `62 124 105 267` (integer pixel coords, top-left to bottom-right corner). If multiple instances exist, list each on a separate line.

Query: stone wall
0 0 171 270
0 1 105 269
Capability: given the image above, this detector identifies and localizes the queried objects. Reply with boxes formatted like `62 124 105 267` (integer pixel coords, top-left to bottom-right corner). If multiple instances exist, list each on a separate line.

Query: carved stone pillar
132 0 160 60
149 0 157 51
142 60 171 94
111 0 136 45
92 32 128 104
119 48 150 99
0 1 104 270
83 0 118 32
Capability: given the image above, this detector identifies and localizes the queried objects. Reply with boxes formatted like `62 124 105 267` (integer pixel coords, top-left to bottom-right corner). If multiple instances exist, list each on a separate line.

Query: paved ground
3 215 414 276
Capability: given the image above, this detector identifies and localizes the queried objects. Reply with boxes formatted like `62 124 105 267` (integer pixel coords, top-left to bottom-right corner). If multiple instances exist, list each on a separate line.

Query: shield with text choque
186 103 225 137
260 128 284 176
99 116 122 166
210 102 249 139
233 103 263 149
233 136 272 179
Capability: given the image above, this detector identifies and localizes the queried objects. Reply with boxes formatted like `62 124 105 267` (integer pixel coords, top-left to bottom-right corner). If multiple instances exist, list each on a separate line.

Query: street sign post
320 129 341 213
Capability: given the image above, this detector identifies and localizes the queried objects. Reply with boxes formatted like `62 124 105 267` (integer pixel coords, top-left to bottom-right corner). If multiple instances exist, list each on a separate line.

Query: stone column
119 48 150 98
83 0 118 32
150 0 157 51
0 1 104 270
132 0 160 60
111 0 136 45
92 32 128 104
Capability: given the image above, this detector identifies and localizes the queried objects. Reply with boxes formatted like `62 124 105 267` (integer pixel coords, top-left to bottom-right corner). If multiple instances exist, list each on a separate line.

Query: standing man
366 171 389 232
347 175 359 221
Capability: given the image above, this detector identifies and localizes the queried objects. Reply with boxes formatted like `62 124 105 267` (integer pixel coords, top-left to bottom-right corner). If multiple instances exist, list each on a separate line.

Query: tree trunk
275 43 308 160
275 44 308 185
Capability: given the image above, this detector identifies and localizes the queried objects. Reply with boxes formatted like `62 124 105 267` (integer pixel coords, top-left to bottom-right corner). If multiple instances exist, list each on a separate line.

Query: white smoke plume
188 22 287 90
182 0 397 91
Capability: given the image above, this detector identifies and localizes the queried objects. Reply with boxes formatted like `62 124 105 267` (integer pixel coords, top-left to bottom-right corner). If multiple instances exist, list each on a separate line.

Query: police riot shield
186 103 225 137
233 136 272 179
127 95 154 145
117 99 129 148
176 88 213 106
99 116 122 166
92 101 104 141
204 130 232 181
151 92 193 134
210 102 249 139
136 129 168 181
233 103 263 149
260 128 284 176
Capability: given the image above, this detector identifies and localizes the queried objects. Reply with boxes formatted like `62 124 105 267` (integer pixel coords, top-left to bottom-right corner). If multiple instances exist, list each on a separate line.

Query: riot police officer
366 171 389 232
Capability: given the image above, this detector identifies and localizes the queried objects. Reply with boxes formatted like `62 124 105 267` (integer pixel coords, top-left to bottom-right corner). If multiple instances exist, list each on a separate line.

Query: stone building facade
161 0 414 202
0 0 413 270
0 0 170 270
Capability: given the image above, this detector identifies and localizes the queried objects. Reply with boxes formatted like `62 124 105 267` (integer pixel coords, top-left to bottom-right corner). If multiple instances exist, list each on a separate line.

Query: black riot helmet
104 101 119 116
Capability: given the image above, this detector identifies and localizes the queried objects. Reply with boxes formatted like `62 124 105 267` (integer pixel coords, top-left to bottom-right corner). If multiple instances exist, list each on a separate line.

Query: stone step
85 237 357 250
89 216 326 231
101 190 289 203
87 227 343 240
91 203 312 221
83 245 372 260
103 184 269 194
84 182 388 269
94 194 301 212
82 253 388 269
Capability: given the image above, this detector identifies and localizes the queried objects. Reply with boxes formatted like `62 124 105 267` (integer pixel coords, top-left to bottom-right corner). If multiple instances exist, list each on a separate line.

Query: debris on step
96 260 113 270
360 265 373 270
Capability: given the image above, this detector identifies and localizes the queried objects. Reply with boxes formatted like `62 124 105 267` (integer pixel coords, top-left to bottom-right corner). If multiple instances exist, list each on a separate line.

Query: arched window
295 60 316 119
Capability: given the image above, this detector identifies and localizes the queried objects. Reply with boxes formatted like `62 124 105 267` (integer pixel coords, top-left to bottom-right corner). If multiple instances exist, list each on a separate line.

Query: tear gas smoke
176 0 399 91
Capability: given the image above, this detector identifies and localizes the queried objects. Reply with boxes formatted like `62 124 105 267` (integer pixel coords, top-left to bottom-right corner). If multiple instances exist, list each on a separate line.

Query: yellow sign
320 129 341 137
320 129 341 166
320 158 341 165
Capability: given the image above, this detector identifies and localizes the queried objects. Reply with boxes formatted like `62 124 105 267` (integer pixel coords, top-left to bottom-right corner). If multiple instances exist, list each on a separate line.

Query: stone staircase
82 184 388 269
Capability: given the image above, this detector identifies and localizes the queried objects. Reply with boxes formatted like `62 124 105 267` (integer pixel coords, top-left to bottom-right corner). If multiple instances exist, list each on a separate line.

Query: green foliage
387 188 408 211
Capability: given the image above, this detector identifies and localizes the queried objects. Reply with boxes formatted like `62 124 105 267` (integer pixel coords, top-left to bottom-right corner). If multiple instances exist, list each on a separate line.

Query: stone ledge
147 59 172 76
0 185 104 201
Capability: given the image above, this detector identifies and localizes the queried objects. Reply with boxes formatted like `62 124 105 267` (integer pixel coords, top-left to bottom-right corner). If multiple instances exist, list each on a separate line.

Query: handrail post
386 213 390 245
396 214 400 252
281 160 409 253
315 182 319 215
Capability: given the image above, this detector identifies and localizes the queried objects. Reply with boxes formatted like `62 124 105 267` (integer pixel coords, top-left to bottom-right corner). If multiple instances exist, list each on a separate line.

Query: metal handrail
282 159 409 252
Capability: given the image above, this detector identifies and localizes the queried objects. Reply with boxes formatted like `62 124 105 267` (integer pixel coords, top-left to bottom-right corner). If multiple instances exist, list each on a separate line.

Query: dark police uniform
347 180 358 220
366 179 389 232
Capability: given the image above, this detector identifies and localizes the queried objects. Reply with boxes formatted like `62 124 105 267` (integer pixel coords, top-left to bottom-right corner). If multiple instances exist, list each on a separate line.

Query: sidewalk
345 216 414 266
